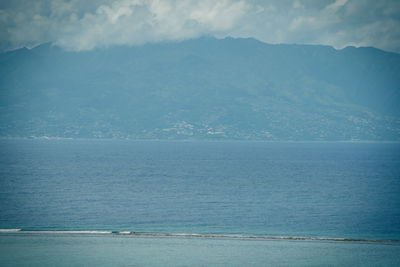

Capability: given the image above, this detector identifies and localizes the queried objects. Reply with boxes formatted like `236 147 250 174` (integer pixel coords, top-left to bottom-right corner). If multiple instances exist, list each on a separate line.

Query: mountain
0 37 399 140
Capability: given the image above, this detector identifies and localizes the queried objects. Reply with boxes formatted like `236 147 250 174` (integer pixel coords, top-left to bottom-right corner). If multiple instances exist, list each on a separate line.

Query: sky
0 0 399 53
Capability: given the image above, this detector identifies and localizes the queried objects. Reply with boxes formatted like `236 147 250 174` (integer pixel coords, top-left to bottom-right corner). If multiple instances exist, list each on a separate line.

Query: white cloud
324 0 347 13
0 0 250 51
0 0 400 53
229 0 400 53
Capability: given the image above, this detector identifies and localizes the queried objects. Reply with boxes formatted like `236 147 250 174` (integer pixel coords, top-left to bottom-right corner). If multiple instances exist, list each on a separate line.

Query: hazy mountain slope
0 37 399 140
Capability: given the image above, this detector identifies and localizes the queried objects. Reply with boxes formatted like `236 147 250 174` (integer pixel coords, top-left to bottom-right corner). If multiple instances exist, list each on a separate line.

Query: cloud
0 0 400 53
229 0 400 53
0 0 251 51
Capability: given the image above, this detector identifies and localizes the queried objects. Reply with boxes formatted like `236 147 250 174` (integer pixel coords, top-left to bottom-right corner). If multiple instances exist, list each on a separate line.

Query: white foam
21 230 112 235
0 229 21 232
117 231 132 235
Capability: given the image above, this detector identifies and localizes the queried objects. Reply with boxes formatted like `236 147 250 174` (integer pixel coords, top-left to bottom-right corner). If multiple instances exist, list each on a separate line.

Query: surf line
129 233 400 243
0 229 398 244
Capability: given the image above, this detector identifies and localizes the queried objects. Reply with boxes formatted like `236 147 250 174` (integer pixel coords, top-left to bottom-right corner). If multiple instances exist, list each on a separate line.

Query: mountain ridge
0 37 399 140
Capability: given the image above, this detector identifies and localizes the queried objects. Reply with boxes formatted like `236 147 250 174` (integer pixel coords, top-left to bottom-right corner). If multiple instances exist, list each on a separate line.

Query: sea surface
0 139 400 266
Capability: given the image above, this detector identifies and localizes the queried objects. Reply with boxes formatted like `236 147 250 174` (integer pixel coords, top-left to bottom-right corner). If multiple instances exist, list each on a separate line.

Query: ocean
0 139 399 266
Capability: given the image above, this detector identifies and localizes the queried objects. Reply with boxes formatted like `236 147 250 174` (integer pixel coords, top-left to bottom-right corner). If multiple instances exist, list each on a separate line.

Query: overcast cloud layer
0 0 399 53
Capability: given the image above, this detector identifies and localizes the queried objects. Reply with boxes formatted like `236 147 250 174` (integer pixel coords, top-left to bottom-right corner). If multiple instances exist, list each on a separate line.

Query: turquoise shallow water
0 140 400 265
1 233 400 267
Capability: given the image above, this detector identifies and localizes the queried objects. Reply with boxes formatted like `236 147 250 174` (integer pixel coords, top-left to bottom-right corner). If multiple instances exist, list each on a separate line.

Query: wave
127 233 400 243
0 230 398 243
0 229 21 232
14 230 112 235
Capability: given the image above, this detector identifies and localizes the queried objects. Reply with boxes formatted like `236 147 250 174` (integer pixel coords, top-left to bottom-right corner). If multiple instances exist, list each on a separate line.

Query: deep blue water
0 140 399 240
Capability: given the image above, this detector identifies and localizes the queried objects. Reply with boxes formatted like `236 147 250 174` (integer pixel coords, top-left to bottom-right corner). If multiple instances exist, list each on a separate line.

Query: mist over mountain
0 37 399 140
